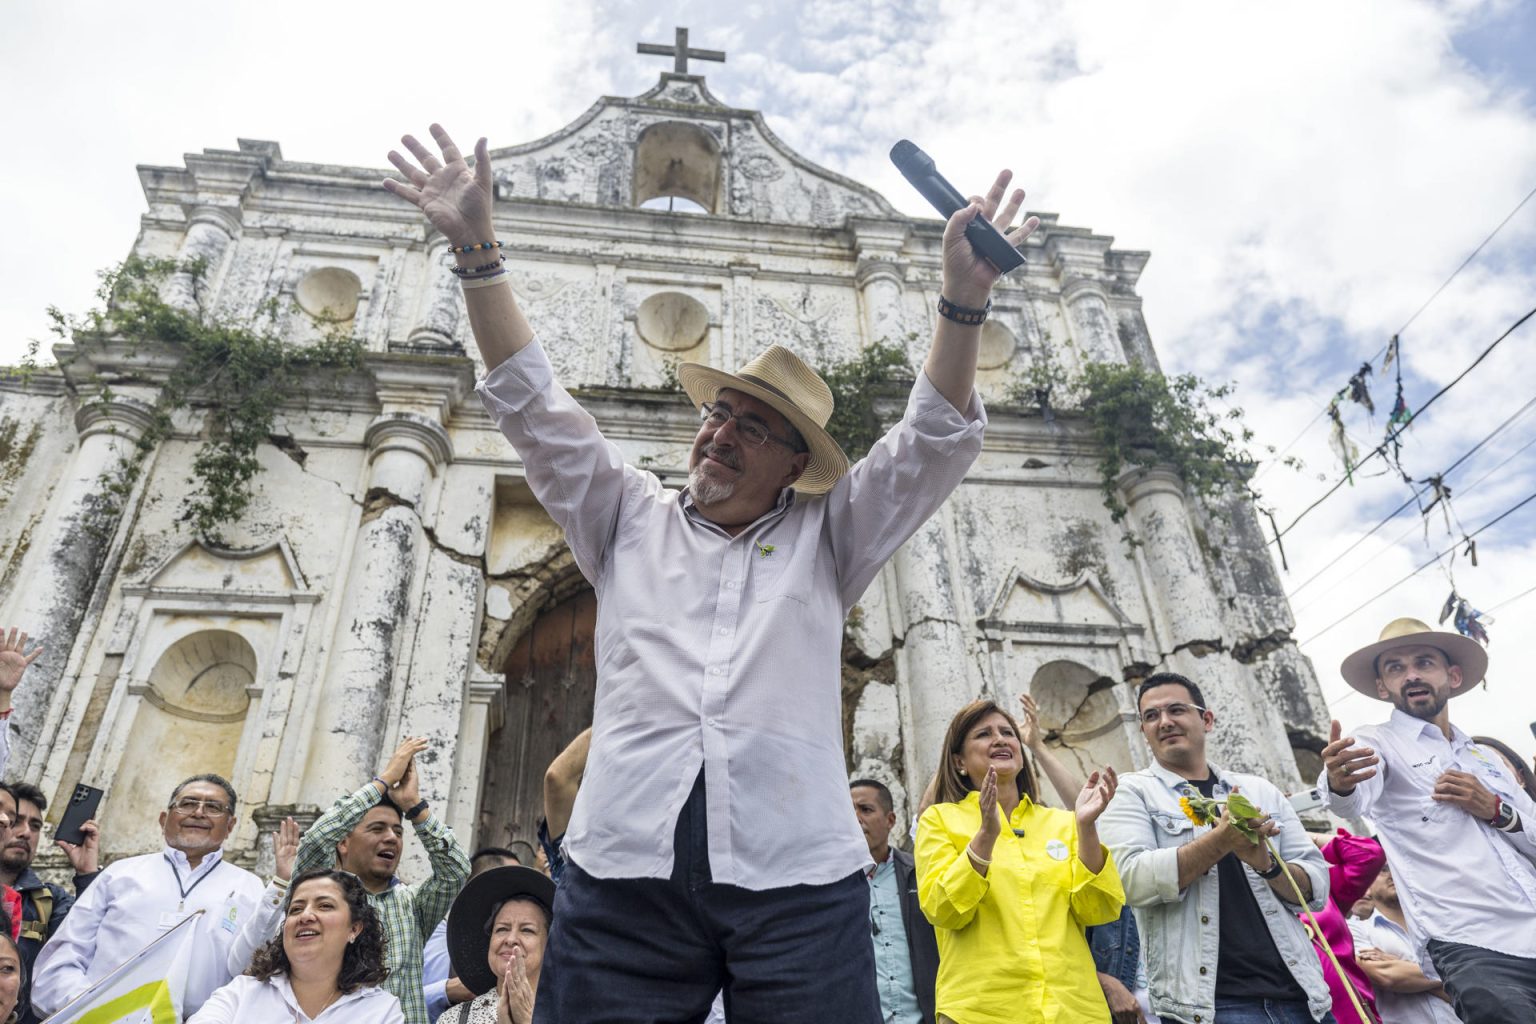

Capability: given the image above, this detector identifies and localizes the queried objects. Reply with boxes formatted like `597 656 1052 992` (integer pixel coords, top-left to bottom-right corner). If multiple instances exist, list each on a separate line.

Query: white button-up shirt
477 342 985 890
1347 911 1459 1024
1320 708 1536 957
187 974 405 1023
32 846 266 1016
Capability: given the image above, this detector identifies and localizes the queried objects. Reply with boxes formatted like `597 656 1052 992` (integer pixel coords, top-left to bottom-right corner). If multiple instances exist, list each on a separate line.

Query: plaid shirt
295 782 470 1024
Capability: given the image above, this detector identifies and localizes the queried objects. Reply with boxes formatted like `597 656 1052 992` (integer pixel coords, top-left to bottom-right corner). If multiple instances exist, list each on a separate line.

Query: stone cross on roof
637 27 725 75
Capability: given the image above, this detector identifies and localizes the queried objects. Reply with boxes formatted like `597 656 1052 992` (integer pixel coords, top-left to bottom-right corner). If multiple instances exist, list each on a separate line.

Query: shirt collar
1385 707 1469 747
680 485 796 527
1148 758 1231 793
162 844 224 876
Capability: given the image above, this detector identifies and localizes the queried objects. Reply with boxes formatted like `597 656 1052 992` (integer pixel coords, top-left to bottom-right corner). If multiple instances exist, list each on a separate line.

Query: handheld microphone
889 139 1026 275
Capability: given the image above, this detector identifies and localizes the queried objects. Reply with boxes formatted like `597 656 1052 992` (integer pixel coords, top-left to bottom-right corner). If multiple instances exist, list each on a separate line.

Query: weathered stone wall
0 71 1324 875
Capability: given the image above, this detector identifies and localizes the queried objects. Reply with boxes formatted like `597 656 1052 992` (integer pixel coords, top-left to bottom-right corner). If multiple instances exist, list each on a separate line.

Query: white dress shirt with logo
187 973 405 1023
31 846 266 1016
476 341 985 890
1319 708 1536 957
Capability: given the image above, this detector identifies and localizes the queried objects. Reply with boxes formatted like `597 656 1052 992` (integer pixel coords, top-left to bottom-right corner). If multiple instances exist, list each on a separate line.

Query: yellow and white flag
42 910 201 1024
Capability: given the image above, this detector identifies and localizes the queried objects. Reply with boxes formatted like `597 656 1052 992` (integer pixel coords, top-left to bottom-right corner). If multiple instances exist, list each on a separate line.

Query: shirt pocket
751 541 811 604
1149 809 1195 848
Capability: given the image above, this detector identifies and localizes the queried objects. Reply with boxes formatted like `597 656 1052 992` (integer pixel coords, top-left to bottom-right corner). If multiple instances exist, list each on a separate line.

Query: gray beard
688 464 736 507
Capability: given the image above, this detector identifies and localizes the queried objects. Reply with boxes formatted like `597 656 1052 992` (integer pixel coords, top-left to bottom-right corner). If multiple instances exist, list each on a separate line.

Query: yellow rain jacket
916 792 1125 1024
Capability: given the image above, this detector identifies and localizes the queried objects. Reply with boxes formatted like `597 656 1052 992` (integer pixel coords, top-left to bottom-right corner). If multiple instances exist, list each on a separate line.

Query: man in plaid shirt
293 736 470 1024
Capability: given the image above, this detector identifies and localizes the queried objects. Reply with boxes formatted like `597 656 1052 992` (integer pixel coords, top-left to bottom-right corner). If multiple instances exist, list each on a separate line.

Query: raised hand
379 736 430 788
977 765 1001 841
391 755 425 814
940 170 1040 308
274 816 300 882
1075 766 1118 827
0 628 44 694
384 125 495 249
1432 769 1499 821
1321 720 1379 795
1018 693 1044 751
57 818 100 875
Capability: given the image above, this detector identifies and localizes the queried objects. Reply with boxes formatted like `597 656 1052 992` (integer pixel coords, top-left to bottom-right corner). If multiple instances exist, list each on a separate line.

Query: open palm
384 124 495 248
0 628 43 693
1075 766 1118 827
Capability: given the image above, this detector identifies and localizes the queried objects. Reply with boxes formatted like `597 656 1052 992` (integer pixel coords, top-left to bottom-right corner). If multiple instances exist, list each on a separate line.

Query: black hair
168 773 239 812
1136 673 1207 712
484 894 553 936
247 869 389 993
470 846 521 866
369 794 403 821
3 781 45 814
849 778 894 813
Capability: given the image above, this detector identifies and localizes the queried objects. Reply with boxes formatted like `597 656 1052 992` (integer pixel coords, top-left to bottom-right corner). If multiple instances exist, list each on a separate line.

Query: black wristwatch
1257 857 1284 880
404 799 430 822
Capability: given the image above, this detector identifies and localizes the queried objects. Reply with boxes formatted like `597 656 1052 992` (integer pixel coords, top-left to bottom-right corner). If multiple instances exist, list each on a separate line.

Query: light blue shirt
422 919 450 1021
868 855 921 1024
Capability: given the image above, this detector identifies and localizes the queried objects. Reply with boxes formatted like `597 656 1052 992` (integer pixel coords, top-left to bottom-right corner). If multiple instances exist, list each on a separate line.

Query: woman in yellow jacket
916 698 1125 1024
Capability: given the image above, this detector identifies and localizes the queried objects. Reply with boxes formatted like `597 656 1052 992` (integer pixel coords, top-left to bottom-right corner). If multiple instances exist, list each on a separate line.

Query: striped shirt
294 783 470 1024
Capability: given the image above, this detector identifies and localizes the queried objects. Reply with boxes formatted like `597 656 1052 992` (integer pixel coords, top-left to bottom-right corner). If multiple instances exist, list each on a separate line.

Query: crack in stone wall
841 634 895 774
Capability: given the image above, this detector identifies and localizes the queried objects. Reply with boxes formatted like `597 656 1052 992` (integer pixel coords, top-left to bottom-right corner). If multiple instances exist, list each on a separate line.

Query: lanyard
165 854 219 913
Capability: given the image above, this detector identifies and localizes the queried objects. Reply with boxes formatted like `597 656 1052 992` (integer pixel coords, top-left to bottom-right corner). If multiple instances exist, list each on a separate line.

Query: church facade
0 68 1331 874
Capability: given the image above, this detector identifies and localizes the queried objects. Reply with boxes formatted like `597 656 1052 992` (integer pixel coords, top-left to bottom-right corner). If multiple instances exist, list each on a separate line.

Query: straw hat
677 345 850 495
446 866 557 996
1339 617 1488 699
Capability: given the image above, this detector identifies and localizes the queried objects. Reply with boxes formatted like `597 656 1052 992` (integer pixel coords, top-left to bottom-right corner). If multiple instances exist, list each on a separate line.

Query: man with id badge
31 773 266 1018
1321 617 1536 1023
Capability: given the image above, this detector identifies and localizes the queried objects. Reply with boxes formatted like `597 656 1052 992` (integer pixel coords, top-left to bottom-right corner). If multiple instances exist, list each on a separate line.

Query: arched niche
633 121 722 214
295 266 362 323
1028 659 1135 805
106 630 256 856
976 321 1018 370
637 291 710 352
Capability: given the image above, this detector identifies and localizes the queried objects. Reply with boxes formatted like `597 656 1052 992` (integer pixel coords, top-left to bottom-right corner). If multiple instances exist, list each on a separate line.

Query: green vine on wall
819 339 914 458
1008 356 1295 538
47 256 363 542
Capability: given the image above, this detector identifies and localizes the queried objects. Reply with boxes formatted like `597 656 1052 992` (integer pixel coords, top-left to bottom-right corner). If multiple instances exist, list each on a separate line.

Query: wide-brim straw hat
1339 617 1488 699
677 345 850 495
446 866 557 996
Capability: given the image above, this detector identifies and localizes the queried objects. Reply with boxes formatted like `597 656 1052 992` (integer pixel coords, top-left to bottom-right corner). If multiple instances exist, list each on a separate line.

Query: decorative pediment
125 538 316 604
979 568 1140 641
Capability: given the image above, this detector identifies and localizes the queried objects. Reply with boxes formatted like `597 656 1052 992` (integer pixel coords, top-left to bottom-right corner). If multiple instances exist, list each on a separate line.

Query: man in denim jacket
1100 673 1333 1024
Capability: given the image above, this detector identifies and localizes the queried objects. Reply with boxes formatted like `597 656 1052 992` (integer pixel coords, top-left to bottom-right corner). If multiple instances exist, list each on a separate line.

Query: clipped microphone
890 139 1026 275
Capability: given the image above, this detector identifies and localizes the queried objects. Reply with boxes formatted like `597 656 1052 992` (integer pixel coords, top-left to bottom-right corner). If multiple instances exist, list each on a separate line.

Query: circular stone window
636 292 710 351
976 321 1018 370
296 267 362 322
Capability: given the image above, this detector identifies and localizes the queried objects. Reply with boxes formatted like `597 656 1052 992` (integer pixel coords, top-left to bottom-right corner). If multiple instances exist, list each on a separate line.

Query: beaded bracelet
450 256 506 278
448 241 502 254
460 271 511 290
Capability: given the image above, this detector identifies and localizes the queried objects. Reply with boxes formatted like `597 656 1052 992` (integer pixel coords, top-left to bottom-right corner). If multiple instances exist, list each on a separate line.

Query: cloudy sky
4 1 1535 763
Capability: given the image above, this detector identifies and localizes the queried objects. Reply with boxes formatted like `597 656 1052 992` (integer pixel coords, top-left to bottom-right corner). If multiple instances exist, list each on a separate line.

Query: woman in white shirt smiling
190 869 403 1023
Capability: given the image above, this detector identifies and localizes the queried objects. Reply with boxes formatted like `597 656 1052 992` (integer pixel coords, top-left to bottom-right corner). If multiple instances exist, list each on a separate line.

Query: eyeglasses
169 797 232 817
1139 702 1209 725
699 402 802 452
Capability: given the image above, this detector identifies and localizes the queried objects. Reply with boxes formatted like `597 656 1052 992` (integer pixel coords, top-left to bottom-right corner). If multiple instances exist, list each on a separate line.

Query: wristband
448 240 502 254
405 799 430 821
937 295 991 325
965 844 991 867
372 775 391 791
270 875 290 890
1499 809 1522 834
1257 857 1284 879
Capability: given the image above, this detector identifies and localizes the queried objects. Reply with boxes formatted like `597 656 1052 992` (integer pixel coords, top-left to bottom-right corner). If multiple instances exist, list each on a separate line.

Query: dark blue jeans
533 772 881 1024
1427 939 1536 1024
1214 999 1334 1023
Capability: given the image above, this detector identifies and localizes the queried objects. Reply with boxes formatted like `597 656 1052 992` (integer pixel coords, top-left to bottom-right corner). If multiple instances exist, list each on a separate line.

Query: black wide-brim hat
446 866 557 996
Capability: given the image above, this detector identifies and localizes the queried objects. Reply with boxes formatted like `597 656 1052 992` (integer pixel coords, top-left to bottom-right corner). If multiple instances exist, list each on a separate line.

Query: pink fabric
1298 829 1384 1024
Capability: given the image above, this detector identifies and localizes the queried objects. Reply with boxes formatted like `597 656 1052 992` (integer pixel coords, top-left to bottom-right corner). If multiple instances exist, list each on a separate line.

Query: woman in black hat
438 866 556 1024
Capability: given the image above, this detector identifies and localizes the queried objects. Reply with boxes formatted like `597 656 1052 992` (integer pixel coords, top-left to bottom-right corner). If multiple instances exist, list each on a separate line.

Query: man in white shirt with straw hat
381 123 1039 1023
1320 616 1536 1024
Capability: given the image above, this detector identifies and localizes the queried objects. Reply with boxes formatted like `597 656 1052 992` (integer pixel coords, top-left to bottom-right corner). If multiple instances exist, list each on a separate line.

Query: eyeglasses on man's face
1138 702 1209 725
169 797 232 817
699 402 800 451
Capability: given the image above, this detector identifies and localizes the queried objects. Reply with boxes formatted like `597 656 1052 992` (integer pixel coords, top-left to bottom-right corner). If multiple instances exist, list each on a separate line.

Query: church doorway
477 587 597 851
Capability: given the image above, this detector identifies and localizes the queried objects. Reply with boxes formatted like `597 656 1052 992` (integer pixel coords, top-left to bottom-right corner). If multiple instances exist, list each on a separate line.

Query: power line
1271 305 1536 545
1300 487 1536 645
1487 582 1536 615
1291 430 1536 617
1285 393 1536 599
1253 179 1536 482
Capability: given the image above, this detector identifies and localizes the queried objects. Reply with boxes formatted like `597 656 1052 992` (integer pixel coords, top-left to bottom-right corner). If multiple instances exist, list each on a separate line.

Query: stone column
406 240 463 352
1121 466 1297 781
9 396 158 775
162 206 240 312
851 219 911 351
298 412 452 806
890 514 985 788
1062 279 1119 363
